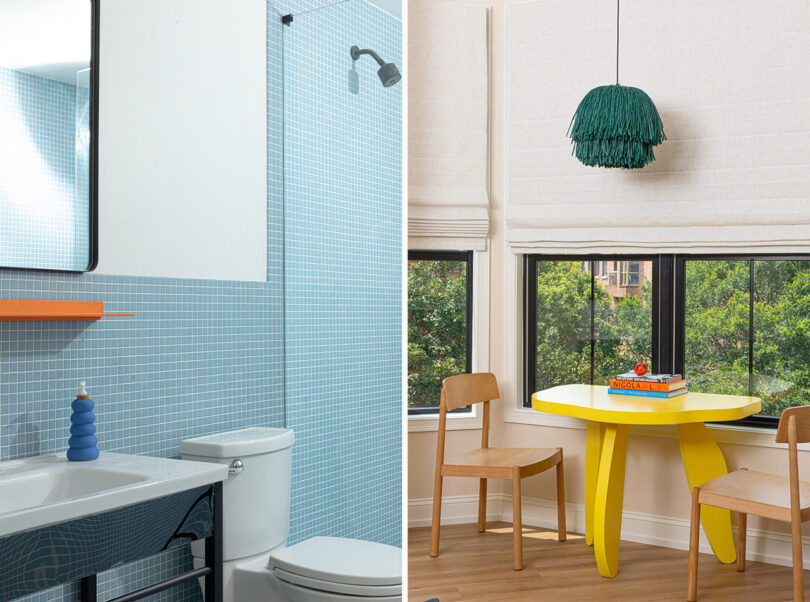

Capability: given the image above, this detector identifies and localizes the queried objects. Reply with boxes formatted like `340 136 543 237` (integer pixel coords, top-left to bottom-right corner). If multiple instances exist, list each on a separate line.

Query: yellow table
532 384 761 578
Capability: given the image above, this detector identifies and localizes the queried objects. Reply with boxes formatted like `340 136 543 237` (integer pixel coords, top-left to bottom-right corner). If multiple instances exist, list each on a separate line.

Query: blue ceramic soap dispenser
67 381 99 461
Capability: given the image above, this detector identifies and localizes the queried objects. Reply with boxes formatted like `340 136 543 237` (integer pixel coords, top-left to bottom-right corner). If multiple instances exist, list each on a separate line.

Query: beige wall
409 0 512 503
408 0 809 544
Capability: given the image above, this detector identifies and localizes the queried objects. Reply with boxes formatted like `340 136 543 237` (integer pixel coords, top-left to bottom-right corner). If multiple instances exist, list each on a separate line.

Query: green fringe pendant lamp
568 0 665 169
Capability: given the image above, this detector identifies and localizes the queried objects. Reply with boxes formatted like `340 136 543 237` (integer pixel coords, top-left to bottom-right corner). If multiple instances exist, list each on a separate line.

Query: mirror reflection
0 0 94 272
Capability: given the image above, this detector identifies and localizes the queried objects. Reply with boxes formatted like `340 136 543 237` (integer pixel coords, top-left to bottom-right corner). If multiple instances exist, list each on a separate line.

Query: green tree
678 260 810 416
752 262 810 415
534 261 652 390
594 278 653 383
410 256 810 419
684 261 750 396
408 259 468 408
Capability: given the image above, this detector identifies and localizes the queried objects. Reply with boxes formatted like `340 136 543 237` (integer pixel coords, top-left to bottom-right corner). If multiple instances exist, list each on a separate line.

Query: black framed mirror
0 0 98 272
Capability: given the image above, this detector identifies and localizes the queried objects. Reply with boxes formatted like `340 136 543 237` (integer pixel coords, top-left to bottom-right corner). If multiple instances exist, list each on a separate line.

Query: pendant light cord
616 0 620 84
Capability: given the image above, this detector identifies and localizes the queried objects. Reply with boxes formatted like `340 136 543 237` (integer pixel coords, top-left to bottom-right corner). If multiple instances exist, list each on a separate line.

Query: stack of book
608 371 687 399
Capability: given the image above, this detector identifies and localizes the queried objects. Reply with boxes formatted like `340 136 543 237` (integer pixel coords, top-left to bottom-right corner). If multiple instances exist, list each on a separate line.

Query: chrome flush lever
228 459 245 475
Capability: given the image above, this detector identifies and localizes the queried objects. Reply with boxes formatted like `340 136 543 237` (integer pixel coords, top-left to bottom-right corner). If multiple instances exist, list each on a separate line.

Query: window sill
408 412 482 432
502 406 810 452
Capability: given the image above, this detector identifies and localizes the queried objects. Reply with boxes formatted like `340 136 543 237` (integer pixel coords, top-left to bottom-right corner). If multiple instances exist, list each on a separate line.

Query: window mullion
655 255 675 374
673 256 686 375
590 260 595 385
522 256 537 407
748 258 755 396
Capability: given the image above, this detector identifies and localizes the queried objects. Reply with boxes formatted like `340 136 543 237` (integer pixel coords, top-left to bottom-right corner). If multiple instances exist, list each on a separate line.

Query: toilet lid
266 537 401 588
273 568 402 597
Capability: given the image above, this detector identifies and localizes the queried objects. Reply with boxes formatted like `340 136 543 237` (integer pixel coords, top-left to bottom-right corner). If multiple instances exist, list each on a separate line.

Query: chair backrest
775 406 810 520
775 406 810 444
434 373 501 466
442 373 500 411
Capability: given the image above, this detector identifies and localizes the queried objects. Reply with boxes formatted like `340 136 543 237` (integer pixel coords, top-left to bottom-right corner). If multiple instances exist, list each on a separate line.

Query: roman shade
506 0 810 254
409 0 489 251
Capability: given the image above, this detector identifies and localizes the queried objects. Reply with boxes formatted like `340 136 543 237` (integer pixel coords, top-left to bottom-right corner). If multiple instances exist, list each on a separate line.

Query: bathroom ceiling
271 0 401 19
0 0 90 82
1 0 400 84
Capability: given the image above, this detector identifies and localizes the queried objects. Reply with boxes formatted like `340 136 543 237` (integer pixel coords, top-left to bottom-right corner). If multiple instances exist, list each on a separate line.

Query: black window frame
524 253 810 428
523 254 669 409
408 250 474 416
674 254 810 429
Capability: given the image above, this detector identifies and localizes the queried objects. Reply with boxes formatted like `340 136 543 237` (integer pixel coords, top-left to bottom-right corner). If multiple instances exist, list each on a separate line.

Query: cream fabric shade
409 0 489 251
505 0 810 254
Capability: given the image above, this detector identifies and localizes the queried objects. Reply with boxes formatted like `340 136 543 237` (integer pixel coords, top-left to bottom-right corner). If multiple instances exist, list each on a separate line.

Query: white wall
97 0 267 281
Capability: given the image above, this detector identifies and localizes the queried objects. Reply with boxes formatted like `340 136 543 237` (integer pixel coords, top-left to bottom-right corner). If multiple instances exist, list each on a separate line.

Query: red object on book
610 379 687 393
634 363 648 376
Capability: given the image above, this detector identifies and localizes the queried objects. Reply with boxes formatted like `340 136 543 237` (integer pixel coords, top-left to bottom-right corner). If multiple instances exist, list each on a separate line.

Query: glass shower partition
276 0 403 548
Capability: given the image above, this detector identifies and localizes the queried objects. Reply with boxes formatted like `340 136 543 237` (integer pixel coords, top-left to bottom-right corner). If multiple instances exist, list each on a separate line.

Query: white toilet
180 427 401 602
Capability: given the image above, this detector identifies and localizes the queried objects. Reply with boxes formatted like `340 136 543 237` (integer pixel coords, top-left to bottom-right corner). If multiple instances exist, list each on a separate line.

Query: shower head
350 45 401 87
377 62 401 88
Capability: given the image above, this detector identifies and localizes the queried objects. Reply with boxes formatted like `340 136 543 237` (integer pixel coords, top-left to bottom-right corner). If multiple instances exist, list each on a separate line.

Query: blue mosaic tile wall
283 0 402 548
0 275 285 462
0 67 90 272
0 11 286 602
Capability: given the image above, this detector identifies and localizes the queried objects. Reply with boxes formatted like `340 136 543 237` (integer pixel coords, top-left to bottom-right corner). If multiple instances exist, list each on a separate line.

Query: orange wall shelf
0 300 134 321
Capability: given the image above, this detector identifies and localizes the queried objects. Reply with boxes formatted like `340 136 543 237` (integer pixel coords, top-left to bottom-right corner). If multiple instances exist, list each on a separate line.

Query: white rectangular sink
0 452 227 538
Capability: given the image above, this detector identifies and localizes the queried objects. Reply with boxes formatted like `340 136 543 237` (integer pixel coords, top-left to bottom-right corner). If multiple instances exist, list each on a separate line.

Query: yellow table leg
594 423 628 578
585 421 606 546
676 422 736 564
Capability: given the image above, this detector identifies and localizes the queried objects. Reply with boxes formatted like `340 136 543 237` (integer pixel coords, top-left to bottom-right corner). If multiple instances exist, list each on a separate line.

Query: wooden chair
688 406 810 602
429 372 566 570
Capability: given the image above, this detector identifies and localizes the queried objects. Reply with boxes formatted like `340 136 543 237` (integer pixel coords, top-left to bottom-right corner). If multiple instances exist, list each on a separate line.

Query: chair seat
699 469 810 522
443 447 561 479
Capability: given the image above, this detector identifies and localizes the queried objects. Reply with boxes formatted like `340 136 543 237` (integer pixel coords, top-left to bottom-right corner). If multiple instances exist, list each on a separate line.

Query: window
620 261 640 287
524 254 810 427
408 251 473 414
523 256 657 407
586 260 609 279
679 257 810 425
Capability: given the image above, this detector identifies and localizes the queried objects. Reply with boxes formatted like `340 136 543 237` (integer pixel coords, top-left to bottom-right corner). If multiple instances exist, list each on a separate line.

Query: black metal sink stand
79 481 223 602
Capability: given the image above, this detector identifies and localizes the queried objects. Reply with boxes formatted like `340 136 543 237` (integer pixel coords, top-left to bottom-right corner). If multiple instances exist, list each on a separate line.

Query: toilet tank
181 427 294 562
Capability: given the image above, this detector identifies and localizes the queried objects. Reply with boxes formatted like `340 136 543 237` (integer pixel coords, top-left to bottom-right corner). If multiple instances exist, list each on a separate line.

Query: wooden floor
409 522 808 601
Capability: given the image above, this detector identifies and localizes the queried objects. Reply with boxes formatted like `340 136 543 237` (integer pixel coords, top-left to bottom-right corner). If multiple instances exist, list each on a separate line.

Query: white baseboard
408 494 502 528
410 493 810 570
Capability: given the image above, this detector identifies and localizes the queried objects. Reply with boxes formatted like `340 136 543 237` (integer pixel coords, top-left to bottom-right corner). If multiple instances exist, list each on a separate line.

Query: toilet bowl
181 427 401 602
236 536 401 601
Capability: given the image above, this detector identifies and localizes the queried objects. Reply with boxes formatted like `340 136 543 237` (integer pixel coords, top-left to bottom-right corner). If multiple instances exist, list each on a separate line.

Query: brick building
583 260 652 300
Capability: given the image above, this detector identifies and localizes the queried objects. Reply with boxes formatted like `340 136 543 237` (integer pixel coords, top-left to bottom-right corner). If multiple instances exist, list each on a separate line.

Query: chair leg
477 478 487 533
687 488 701 602
512 467 523 570
429 475 443 557
736 513 747 572
556 454 567 542
791 514 804 602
